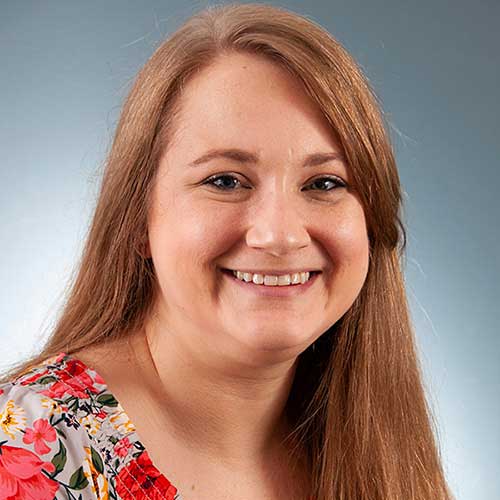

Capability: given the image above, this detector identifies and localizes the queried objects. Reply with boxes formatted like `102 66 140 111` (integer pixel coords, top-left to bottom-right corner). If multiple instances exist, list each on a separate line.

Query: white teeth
278 274 291 286
253 274 264 285
232 270 312 286
263 275 277 286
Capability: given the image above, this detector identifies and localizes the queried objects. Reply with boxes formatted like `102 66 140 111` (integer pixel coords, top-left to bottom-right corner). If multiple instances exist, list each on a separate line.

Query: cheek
334 217 370 268
321 208 370 306
148 196 237 276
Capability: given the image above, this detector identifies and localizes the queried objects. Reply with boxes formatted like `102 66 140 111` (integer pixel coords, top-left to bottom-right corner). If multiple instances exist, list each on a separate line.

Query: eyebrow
188 148 345 168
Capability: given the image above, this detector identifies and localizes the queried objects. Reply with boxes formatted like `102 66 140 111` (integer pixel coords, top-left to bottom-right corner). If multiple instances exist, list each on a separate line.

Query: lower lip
221 269 321 297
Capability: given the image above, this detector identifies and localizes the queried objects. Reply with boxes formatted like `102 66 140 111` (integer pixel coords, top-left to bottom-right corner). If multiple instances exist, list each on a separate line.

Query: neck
126 319 301 467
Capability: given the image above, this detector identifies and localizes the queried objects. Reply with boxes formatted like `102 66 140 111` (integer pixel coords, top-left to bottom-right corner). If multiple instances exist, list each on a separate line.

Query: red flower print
22 418 57 455
39 359 100 400
19 370 46 386
54 353 66 364
114 437 133 457
0 444 59 499
116 450 178 500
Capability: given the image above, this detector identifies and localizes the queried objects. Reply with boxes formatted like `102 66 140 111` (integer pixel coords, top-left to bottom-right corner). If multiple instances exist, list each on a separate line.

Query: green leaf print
97 393 119 407
55 426 67 439
37 375 58 384
51 440 67 476
69 466 89 490
91 446 104 474
68 399 79 413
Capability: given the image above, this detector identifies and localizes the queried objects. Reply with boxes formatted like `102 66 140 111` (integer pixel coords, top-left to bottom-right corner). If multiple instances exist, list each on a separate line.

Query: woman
0 3 454 499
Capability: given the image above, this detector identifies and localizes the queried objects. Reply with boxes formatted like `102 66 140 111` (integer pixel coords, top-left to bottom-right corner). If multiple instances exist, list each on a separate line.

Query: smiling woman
0 3 454 500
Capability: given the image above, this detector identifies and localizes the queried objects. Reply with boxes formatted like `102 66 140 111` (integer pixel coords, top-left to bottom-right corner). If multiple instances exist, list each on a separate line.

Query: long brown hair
2 3 454 499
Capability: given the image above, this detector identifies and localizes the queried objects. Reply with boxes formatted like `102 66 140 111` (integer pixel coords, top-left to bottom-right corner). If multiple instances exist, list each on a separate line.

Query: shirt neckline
43 351 181 500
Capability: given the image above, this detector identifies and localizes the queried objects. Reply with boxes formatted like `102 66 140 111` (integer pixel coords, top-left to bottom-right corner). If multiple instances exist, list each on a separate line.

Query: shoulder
0 353 108 499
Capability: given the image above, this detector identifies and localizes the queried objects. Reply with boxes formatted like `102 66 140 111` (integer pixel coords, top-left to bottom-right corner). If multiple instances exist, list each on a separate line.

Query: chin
235 324 312 355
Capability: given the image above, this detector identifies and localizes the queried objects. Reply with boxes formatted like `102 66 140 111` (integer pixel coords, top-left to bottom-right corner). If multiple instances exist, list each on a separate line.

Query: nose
245 191 311 257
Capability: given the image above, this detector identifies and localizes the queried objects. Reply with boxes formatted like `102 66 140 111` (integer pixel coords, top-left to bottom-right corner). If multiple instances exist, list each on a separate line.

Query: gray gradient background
1 1 498 499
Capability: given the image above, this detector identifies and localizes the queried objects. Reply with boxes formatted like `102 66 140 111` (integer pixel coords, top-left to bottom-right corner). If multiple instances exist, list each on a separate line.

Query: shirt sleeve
0 380 105 499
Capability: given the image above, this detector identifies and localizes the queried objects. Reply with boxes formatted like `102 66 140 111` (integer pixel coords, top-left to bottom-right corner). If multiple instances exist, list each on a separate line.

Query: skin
76 51 370 498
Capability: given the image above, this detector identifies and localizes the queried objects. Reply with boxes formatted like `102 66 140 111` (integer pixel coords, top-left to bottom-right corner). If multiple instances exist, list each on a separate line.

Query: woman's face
146 52 370 365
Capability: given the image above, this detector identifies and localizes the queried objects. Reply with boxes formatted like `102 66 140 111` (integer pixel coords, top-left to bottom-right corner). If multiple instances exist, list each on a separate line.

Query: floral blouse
0 352 182 499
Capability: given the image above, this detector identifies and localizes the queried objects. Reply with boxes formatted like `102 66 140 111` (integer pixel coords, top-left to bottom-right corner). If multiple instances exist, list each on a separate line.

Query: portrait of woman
0 3 456 499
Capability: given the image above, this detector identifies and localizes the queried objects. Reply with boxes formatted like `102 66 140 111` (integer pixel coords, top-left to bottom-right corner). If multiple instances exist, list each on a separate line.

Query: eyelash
203 173 346 192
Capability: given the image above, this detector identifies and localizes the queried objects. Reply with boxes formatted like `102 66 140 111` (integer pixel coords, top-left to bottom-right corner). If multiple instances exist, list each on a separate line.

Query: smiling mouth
218 266 322 298
220 268 321 285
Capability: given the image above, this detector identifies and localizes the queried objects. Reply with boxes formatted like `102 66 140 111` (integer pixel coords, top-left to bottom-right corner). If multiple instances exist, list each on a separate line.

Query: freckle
191 483 196 490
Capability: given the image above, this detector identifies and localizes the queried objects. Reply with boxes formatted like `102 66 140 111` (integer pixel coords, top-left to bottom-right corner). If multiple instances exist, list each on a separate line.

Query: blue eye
203 174 346 192
303 176 346 191
204 174 246 191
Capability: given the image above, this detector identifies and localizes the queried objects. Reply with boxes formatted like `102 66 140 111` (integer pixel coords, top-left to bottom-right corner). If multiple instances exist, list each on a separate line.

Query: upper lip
222 267 321 275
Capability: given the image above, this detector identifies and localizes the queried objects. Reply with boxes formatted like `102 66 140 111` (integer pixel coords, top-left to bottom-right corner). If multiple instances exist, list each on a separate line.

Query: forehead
171 52 343 158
